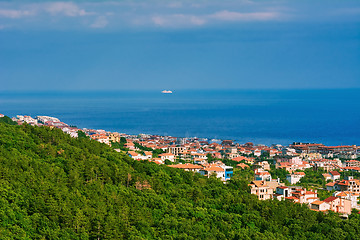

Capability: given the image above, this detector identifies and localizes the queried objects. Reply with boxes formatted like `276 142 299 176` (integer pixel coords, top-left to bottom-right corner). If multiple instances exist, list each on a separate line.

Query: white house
286 172 305 185
329 171 341 181
158 153 176 162
255 170 272 181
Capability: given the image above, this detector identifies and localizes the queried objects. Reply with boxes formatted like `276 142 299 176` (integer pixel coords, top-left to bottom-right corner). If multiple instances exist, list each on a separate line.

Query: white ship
161 90 173 94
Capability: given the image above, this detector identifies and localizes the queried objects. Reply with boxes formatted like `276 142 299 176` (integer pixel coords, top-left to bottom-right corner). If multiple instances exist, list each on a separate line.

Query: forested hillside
0 122 359 239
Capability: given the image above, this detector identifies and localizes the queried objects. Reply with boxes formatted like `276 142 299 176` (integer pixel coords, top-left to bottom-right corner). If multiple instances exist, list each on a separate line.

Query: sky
0 0 360 91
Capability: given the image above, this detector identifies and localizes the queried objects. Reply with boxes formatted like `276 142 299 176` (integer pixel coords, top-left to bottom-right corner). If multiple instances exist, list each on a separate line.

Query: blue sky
0 0 360 91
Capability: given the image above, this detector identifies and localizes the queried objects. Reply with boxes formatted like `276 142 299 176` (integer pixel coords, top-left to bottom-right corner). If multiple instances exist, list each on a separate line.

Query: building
128 151 143 160
311 201 330 212
168 163 203 172
329 171 341 181
323 196 352 215
286 172 305 185
249 181 273 200
199 165 225 180
274 186 318 204
343 160 360 168
334 191 359 209
273 186 291 200
256 161 271 171
108 132 121 143
334 176 360 193
199 164 233 181
167 146 186 156
255 170 272 181
158 153 176 162
291 188 319 204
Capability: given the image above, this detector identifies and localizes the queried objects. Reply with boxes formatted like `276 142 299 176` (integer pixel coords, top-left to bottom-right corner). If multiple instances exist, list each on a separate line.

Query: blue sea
0 89 359 146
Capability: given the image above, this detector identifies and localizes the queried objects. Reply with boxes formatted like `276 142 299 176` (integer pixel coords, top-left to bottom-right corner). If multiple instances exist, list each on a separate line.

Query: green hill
0 121 359 239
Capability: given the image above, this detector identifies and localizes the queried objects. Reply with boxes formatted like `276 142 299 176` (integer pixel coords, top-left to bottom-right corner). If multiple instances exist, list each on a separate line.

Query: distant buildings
311 196 352 215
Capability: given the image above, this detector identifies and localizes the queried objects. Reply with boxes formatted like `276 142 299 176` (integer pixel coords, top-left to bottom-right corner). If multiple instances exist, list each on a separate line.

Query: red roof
329 171 340 176
323 196 338 203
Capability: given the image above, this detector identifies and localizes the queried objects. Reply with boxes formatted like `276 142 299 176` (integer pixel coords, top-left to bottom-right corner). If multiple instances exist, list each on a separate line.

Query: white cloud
210 10 279 21
0 9 35 18
152 14 206 27
44 2 92 17
90 16 108 28
149 10 280 28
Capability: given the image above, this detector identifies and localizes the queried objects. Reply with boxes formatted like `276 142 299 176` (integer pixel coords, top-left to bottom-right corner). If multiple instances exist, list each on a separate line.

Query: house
329 171 341 181
323 196 352 215
311 201 330 212
334 176 360 193
273 186 291 200
144 151 153 160
90 134 110 145
276 162 294 172
158 153 176 162
125 141 136 150
199 165 225 180
334 191 359 209
108 132 120 143
326 182 336 191
286 172 305 185
249 181 273 200
223 165 234 181
168 163 203 172
128 151 143 160
191 153 207 160
199 163 233 181
255 170 272 181
291 188 319 204
274 186 318 204
194 158 208 165
253 149 262 157
256 161 271 171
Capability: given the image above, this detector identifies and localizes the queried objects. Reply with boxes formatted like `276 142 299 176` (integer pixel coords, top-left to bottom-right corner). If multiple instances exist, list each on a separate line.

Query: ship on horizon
161 90 173 94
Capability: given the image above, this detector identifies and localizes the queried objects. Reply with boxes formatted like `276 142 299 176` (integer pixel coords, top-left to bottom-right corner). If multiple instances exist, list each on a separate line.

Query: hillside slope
0 122 359 239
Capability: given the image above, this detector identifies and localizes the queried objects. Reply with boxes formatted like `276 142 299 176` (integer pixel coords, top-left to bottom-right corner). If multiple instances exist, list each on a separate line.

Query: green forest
0 121 360 239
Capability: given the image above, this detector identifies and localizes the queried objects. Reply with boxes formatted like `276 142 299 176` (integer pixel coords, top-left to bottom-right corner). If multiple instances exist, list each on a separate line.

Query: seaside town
5 114 360 216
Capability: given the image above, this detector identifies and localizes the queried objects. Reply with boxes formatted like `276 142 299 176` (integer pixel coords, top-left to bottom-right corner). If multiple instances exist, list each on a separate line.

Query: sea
0 89 359 146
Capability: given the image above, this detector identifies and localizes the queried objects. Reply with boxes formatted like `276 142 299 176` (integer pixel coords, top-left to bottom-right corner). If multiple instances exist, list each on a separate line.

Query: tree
77 130 88 139
0 116 17 125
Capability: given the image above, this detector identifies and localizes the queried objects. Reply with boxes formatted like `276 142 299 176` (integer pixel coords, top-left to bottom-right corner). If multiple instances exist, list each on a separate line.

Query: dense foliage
0 116 17 125
1 122 360 239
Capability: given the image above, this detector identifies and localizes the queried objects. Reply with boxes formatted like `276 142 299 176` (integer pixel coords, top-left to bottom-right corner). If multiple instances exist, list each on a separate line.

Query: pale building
334 191 359 209
311 201 330 212
167 146 186 156
249 181 273 200
286 172 305 185
323 196 352 215
255 170 272 181
158 153 176 162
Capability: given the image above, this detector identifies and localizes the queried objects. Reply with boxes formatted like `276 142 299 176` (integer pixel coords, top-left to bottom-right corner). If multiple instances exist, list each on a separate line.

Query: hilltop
0 121 360 239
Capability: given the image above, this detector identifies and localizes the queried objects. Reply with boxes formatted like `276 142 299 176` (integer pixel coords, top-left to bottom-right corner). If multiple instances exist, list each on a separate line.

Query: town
7 114 360 216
